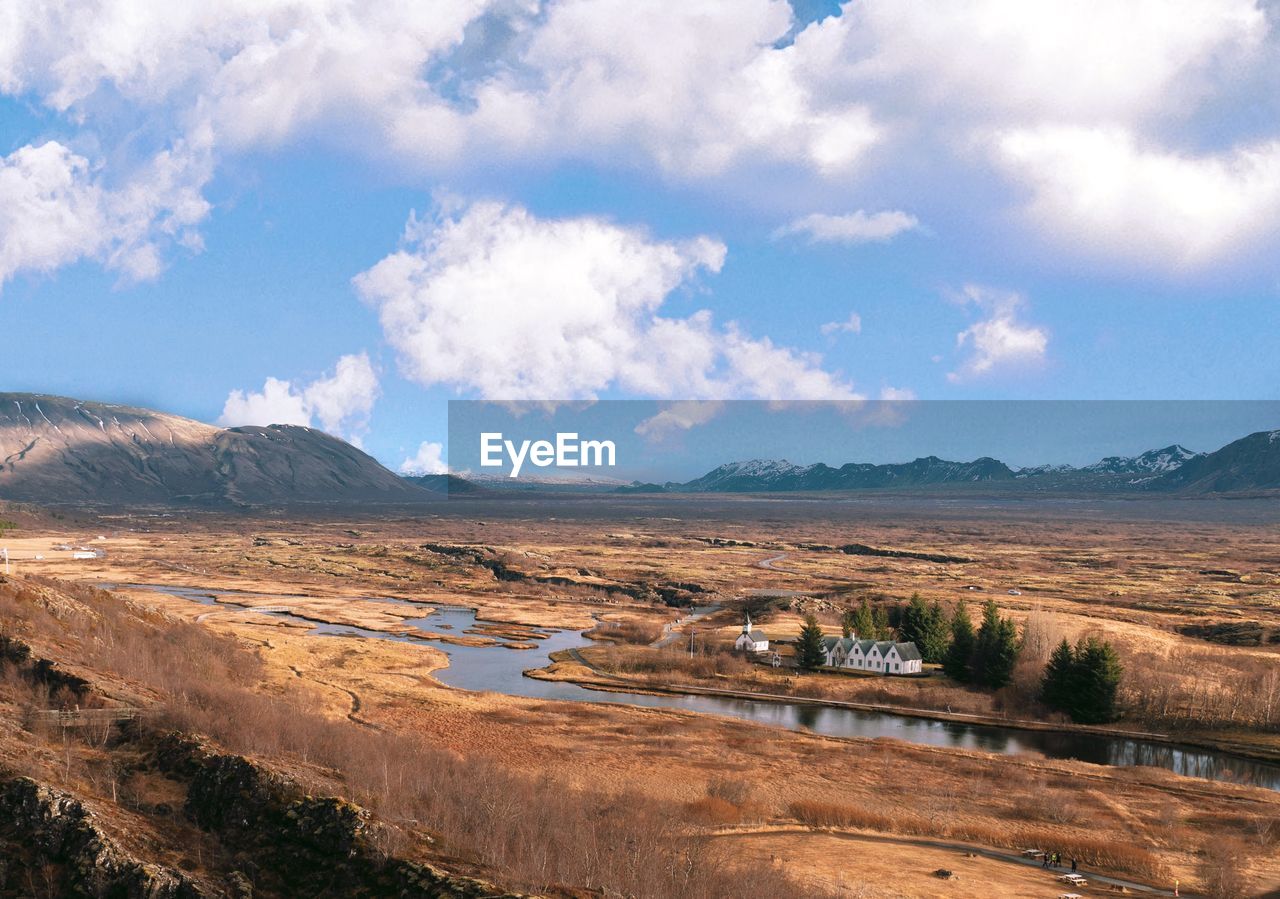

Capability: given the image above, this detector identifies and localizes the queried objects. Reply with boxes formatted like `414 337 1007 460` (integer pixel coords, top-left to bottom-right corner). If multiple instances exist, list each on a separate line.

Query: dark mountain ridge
616 430 1280 495
0 393 425 505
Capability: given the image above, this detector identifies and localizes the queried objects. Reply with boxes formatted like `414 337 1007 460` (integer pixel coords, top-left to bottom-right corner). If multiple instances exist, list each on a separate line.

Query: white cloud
820 313 862 336
218 376 312 429
4 0 1279 284
775 211 917 244
218 352 380 439
634 401 726 442
879 386 916 401
995 126 1280 269
399 440 448 475
0 140 210 288
948 285 1048 382
354 200 860 403
845 0 1266 123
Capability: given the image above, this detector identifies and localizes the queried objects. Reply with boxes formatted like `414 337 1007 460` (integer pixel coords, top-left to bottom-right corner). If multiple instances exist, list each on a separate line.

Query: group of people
1040 851 1078 872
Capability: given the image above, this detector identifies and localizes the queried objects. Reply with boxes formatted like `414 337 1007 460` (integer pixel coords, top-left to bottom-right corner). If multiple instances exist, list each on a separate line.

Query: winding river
120 584 1280 792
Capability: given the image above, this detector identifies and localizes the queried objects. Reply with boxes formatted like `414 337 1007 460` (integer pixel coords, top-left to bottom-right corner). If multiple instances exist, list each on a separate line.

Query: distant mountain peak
0 392 425 505
1082 444 1200 475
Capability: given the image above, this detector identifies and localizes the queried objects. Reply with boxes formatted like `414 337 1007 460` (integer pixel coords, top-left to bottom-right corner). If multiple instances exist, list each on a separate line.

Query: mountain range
621 434 1280 495
2 392 1278 503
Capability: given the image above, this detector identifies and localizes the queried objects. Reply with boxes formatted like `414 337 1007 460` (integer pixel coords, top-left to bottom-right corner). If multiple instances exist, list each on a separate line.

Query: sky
1 0 1279 474
448 401 1280 480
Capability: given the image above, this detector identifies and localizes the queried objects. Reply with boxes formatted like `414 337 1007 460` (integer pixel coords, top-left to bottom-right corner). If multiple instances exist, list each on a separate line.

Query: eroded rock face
152 734 527 899
0 777 207 899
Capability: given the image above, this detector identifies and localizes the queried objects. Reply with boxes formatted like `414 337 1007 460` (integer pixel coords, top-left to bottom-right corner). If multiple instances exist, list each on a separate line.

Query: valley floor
3 493 1280 896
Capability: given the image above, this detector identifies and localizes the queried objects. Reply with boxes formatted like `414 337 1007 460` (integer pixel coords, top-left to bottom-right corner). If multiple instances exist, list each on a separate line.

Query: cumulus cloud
820 313 862 336
218 352 380 439
948 286 1049 382
845 0 1266 123
0 140 210 288
633 401 727 442
354 200 860 402
775 211 918 244
399 441 448 475
4 0 1279 284
994 126 1280 269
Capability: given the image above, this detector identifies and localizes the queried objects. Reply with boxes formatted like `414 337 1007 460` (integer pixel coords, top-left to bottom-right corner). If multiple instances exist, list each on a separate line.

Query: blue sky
449 401 1280 480
1 1 1279 473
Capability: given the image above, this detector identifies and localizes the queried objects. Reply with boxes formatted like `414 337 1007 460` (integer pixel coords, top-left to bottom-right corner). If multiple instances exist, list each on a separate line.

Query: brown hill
0 393 425 505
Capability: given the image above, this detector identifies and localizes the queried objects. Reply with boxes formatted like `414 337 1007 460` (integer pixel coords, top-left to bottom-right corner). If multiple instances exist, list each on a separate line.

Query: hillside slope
0 393 424 504
1153 430 1280 493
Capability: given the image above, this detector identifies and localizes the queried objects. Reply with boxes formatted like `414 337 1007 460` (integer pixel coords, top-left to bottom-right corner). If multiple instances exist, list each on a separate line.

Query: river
118 584 1280 792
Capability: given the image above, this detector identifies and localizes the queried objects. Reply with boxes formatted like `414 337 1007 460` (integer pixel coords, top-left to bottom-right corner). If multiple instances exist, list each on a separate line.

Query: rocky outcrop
0 633 93 699
0 776 207 898
152 734 526 899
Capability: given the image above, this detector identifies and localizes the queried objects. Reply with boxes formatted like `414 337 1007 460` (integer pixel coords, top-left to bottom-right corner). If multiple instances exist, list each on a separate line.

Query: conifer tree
985 616 1020 689
1039 636 1124 723
943 601 975 682
901 594 928 645
1073 637 1124 724
1040 638 1076 712
970 599 1000 685
796 614 827 671
873 605 892 640
851 598 876 639
920 600 951 664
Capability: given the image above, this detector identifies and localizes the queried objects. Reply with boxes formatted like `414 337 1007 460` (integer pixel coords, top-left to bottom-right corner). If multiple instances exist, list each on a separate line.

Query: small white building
734 612 769 653
822 635 923 675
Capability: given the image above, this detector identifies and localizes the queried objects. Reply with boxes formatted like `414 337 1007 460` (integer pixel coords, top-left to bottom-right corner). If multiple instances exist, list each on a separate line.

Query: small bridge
35 707 154 728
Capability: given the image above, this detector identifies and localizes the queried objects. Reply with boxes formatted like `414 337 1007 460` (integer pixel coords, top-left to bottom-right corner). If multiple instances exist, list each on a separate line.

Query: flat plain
3 491 1280 896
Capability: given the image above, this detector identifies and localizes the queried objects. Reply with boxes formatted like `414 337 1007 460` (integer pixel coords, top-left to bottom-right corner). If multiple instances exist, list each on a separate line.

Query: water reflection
117 584 1280 792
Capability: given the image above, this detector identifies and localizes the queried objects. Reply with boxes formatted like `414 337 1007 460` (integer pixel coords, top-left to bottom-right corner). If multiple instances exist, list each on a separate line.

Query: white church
734 613 770 653
822 635 923 675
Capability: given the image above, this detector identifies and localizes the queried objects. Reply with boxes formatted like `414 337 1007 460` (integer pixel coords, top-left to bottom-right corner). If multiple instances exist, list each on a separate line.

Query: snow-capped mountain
1083 445 1201 475
675 456 1016 492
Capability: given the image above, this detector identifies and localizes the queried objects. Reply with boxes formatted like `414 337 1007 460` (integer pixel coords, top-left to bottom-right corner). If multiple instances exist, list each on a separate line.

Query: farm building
734 613 769 653
822 636 923 675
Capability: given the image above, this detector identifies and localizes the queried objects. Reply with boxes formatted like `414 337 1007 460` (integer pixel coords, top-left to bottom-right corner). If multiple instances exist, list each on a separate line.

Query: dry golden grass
5 494 1280 894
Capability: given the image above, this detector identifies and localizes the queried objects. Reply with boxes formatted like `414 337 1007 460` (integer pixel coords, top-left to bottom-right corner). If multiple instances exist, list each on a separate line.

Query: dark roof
894 641 922 661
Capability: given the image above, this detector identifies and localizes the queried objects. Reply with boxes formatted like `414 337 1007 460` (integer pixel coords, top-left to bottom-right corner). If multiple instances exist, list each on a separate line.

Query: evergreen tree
920 600 951 664
943 601 975 682
985 616 1020 689
841 610 853 639
1040 638 1076 712
1039 637 1124 723
1073 637 1124 724
971 600 1019 688
796 614 827 671
851 599 876 639
873 605 892 641
970 599 1000 685
901 594 928 645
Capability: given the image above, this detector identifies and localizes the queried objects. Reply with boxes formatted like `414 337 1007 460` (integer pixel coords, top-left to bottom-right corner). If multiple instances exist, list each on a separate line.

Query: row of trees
842 599 891 641
943 599 1020 688
897 594 950 663
1041 637 1124 723
797 596 1127 725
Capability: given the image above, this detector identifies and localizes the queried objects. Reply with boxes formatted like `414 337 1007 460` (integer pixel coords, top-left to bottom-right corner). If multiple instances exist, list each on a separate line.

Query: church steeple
742 611 752 634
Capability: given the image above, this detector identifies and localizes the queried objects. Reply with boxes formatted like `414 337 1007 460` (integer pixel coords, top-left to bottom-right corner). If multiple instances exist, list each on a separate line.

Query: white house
821 635 923 675
734 613 769 653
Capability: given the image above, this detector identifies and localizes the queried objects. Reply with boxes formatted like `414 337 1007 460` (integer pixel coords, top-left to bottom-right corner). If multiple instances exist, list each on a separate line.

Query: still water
119 584 1280 792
